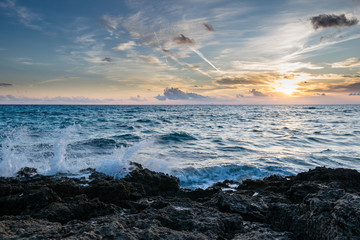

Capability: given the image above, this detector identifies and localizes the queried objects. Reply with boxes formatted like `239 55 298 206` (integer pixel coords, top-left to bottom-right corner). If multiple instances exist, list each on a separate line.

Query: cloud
304 81 360 93
216 77 261 85
162 48 171 53
99 15 123 36
343 74 360 78
203 23 215 32
75 34 96 44
137 55 164 65
129 95 146 101
0 83 12 87
310 14 359 30
232 61 323 72
331 58 360 68
0 0 42 30
215 72 285 86
349 92 360 96
155 87 209 101
113 41 136 51
173 34 195 44
102 57 112 62
0 95 114 104
250 89 267 97
37 76 80 84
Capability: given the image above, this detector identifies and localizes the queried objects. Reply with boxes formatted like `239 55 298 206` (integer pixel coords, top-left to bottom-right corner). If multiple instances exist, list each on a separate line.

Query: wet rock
1 166 360 239
218 192 267 222
16 167 38 178
124 168 180 195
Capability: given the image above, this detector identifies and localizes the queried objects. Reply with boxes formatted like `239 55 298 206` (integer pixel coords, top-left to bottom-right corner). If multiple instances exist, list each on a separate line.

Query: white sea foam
0 127 30 177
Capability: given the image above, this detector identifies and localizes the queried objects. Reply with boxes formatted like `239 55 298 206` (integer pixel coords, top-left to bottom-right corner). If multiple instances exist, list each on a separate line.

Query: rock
1 166 360 239
124 168 180 195
218 192 267 222
16 167 38 178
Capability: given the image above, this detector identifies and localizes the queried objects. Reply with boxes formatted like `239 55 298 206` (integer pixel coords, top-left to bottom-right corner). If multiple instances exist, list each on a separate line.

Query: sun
275 79 300 95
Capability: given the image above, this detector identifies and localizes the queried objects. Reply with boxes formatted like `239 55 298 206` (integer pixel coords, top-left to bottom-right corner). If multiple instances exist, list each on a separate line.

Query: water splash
0 127 29 177
47 125 77 175
96 139 153 178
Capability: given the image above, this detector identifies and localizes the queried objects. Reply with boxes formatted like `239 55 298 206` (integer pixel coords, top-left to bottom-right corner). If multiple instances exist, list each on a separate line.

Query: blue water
0 105 359 188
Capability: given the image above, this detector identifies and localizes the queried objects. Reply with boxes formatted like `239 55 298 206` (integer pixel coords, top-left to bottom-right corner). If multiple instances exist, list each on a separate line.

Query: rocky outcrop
0 166 360 239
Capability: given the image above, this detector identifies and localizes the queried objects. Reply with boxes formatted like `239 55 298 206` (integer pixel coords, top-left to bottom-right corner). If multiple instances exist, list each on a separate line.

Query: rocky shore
1 164 360 239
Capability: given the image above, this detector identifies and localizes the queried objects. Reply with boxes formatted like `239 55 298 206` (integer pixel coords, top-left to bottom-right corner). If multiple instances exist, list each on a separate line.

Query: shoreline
1 165 360 239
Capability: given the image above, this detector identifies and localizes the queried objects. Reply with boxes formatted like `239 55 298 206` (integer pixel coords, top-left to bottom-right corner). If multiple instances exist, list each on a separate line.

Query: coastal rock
124 168 180 195
1 166 360 239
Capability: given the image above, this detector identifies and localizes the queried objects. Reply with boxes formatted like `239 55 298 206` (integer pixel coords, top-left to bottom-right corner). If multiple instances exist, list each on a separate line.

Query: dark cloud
310 14 359 30
155 87 209 101
349 92 360 96
102 57 112 62
173 34 195 44
0 83 12 87
203 23 215 32
216 77 260 85
162 48 171 53
250 89 267 97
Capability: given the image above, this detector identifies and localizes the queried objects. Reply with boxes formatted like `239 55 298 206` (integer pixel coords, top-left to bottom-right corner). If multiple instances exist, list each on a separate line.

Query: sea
0 105 359 189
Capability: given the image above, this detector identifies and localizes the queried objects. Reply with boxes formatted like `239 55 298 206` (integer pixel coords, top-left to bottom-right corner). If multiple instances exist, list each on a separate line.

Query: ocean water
0 105 359 189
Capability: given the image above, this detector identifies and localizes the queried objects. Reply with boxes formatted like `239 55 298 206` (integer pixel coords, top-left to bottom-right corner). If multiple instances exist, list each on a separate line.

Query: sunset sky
0 0 360 104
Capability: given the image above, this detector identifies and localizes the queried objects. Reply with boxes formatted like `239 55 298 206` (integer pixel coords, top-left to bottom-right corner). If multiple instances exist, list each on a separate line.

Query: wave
171 164 294 189
158 132 197 143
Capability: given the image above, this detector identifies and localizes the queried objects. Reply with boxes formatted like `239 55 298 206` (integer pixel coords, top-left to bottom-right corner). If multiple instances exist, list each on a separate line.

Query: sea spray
47 125 78 175
96 139 154 178
0 127 30 177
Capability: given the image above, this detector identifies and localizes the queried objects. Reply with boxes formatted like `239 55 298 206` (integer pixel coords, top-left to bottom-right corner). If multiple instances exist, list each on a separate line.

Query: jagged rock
218 192 267 222
1 166 360 239
16 167 38 178
124 168 180 195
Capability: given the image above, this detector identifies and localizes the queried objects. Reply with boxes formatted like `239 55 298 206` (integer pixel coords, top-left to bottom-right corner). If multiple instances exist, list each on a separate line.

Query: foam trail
190 47 221 72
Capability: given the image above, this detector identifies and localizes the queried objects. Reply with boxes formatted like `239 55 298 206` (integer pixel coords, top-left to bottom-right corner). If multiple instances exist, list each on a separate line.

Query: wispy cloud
37 76 80 84
0 95 116 104
14 57 49 65
136 55 165 66
113 41 136 51
99 15 123 37
331 57 360 68
215 76 263 85
0 0 42 30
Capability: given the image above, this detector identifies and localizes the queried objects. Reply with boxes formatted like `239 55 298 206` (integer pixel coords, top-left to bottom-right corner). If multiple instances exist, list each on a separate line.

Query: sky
0 0 360 104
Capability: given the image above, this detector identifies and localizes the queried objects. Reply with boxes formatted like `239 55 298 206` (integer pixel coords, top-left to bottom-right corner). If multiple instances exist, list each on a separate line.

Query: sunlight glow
275 79 301 95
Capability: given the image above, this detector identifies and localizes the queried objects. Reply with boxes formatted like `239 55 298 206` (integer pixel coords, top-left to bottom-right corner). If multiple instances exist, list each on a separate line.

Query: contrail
168 55 212 78
190 47 221 72
154 32 168 64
